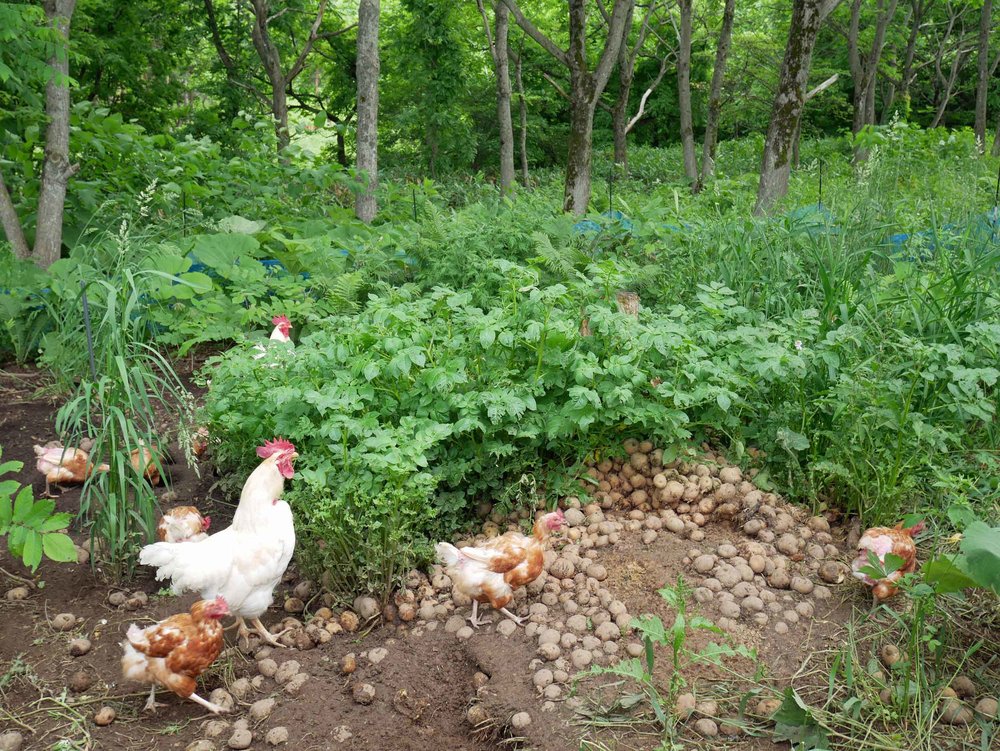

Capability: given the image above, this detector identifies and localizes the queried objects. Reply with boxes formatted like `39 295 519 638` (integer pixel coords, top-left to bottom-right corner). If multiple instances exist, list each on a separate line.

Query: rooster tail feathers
121 641 146 679
139 537 229 597
125 623 146 646
435 542 464 568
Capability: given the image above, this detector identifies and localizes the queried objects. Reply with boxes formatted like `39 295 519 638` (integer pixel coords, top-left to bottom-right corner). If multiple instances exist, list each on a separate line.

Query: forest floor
0 365 993 751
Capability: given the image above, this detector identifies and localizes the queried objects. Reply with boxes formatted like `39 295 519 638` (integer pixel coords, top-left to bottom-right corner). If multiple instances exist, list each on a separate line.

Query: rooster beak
290 451 299 460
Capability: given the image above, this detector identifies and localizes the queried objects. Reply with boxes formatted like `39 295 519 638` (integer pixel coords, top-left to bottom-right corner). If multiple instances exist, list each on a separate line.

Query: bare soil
0 364 890 751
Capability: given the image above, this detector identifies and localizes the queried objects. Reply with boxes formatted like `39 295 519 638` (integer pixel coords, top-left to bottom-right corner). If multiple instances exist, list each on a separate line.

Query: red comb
272 315 291 327
256 437 296 458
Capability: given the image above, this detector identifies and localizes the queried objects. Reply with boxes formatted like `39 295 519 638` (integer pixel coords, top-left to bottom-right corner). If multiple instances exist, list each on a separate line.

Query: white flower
794 340 803 351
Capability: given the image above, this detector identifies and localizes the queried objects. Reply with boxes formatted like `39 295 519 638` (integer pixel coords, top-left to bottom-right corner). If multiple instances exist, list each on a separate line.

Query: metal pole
609 165 613 214
80 280 97 381
818 159 823 209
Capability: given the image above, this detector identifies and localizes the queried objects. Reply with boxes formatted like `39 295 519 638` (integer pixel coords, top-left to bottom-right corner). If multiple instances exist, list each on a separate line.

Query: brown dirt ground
3 364 981 751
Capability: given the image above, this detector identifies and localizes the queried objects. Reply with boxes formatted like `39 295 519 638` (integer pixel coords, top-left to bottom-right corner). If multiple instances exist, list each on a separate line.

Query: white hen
139 439 298 646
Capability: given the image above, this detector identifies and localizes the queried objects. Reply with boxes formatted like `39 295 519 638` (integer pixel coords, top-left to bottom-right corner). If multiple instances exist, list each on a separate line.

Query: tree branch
475 0 498 65
0 170 30 260
202 0 238 78
501 0 569 67
593 0 635 92
286 0 330 83
626 47 672 132
805 72 839 101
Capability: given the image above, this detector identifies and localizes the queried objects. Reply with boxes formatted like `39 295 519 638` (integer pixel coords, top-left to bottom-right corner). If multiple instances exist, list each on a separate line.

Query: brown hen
121 597 230 713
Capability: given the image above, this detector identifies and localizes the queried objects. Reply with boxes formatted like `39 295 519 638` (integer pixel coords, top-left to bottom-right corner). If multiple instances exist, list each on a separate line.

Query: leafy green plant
0 447 77 572
578 578 754 748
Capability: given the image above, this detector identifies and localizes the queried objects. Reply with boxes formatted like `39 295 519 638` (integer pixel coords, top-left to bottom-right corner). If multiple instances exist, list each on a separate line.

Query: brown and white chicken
436 510 565 627
851 520 925 603
130 441 165 486
157 506 211 543
121 596 230 713
33 441 108 497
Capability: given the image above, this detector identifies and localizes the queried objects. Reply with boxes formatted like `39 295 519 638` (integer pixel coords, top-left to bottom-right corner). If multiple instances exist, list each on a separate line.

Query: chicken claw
251 617 289 646
143 685 167 713
467 601 485 629
499 607 524 627
188 691 229 714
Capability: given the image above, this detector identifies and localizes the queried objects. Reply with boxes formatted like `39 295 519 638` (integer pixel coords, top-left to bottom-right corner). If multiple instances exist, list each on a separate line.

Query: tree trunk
930 50 968 128
698 0 736 190
515 46 529 184
477 1 516 194
355 0 380 223
336 129 348 167
0 172 30 260
33 0 78 269
848 0 863 133
677 0 697 181
249 0 291 152
612 94 630 169
992 113 1000 157
494 5 515 193
754 0 839 215
564 67 597 214
974 0 993 151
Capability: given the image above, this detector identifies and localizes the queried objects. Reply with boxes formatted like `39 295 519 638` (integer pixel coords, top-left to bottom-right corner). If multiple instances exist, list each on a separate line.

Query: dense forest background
1 0 997 255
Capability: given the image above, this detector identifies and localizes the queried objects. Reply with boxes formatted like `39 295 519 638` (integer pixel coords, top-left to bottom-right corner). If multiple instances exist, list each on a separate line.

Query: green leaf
776 427 810 452
38 512 73 533
22 529 43 571
20 498 56 530
716 392 731 411
959 522 1000 595
479 328 496 349
921 556 978 594
0 495 11 533
11 485 34 523
42 532 78 563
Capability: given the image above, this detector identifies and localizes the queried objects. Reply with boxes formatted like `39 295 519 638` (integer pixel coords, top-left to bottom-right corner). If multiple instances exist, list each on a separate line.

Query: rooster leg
498 607 524 627
143 684 167 712
42 478 59 499
188 691 229 714
467 600 484 628
250 617 289 647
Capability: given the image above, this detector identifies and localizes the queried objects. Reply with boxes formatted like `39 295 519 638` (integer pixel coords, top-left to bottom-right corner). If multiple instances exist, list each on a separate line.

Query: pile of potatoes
579 439 772 543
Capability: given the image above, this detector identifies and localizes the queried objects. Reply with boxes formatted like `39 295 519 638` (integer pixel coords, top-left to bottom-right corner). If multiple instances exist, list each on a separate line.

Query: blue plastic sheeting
785 204 840 237
887 208 999 262
573 209 634 235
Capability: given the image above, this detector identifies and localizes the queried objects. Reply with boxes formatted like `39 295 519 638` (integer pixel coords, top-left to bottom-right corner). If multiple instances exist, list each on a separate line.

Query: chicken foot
498 607 524 626
467 601 524 629
143 685 167 713
251 616 290 647
42 478 61 499
188 691 229 714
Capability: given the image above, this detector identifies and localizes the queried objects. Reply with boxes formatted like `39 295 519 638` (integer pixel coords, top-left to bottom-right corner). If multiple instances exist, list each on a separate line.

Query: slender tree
847 0 899 139
513 42 529 184
974 0 994 152
698 0 737 189
602 0 674 170
676 0 698 180
476 0 515 194
203 0 335 153
502 0 634 214
355 0 380 223
0 0 77 269
754 0 843 215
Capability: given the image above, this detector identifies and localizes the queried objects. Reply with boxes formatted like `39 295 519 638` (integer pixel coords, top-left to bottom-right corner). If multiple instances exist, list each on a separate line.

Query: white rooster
139 439 298 646
252 315 293 361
